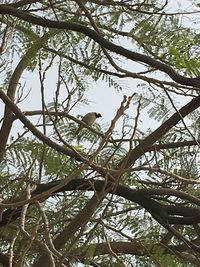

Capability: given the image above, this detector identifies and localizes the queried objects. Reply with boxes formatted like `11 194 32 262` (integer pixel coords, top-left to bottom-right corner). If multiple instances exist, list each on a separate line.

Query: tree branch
0 4 200 87
119 94 200 168
1 179 200 228
0 31 56 158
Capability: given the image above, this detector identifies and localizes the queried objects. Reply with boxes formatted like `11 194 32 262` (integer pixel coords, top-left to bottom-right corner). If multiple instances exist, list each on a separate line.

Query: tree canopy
1 0 200 266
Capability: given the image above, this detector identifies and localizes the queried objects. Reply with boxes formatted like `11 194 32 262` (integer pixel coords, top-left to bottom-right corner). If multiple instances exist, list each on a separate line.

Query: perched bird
75 112 102 135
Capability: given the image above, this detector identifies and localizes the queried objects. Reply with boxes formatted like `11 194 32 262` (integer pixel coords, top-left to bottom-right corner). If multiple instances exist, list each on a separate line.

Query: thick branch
120 94 200 168
0 251 9 267
1 179 200 228
0 5 200 87
0 31 55 158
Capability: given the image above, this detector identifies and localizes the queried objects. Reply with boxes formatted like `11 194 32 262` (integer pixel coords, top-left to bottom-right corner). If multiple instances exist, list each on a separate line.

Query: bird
75 112 102 135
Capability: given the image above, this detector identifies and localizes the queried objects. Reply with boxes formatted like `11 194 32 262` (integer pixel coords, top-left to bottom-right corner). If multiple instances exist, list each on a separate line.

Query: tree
0 0 200 266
